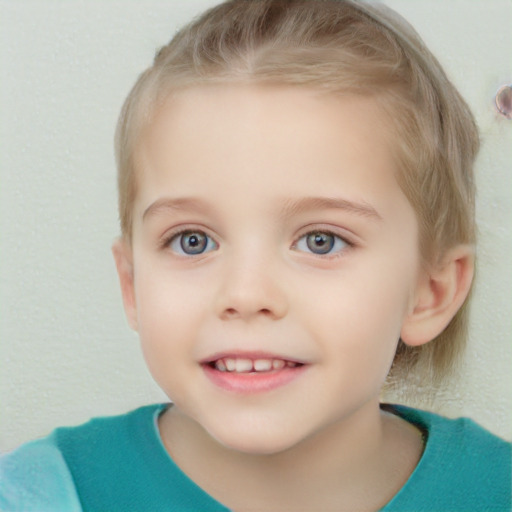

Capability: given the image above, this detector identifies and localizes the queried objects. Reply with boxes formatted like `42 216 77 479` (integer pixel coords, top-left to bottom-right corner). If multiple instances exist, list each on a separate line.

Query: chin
206 421 304 456
219 435 297 456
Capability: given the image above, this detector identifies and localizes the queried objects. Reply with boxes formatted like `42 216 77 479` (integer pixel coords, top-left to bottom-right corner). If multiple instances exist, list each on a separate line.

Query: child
1 0 510 510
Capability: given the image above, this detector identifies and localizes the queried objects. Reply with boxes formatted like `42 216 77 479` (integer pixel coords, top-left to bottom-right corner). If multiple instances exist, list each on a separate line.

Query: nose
214 252 288 322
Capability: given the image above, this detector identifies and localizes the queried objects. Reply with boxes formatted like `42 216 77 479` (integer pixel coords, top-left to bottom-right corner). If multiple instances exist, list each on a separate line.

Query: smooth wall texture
1 0 511 452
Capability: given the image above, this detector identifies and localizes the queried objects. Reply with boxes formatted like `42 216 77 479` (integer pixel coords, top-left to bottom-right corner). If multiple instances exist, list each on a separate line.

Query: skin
113 84 474 511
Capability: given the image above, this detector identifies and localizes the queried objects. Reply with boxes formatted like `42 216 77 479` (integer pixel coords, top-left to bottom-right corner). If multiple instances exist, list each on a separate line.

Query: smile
201 354 308 393
210 357 301 373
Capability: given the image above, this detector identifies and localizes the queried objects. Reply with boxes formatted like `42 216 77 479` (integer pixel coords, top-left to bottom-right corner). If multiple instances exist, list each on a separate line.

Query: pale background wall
0 0 510 453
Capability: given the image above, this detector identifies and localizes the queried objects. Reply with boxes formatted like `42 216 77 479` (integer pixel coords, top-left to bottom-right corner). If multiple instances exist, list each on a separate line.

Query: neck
157 400 420 512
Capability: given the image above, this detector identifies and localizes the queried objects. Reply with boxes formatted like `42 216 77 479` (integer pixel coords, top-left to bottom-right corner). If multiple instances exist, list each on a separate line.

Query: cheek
132 271 201 399
135 261 208 321
133 269 194 356
301 254 415 356
132 263 222 379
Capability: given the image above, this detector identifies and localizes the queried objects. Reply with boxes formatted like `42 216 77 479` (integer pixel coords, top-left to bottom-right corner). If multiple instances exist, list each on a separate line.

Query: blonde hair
115 0 479 386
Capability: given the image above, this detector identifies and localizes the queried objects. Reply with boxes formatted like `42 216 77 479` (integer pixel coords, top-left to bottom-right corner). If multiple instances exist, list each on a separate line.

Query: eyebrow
280 196 382 221
142 196 382 222
142 197 214 221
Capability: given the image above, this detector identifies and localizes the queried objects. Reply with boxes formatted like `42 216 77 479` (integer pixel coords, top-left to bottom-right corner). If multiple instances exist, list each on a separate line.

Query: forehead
134 84 408 221
144 84 392 155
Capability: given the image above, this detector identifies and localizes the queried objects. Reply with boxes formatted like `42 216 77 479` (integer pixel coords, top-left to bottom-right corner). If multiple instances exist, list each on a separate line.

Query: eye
294 231 349 256
168 230 218 256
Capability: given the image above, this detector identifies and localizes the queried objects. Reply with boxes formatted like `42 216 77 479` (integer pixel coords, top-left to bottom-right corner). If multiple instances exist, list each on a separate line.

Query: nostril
222 307 274 319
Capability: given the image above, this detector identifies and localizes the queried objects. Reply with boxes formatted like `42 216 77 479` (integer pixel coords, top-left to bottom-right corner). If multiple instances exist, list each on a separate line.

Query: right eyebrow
142 197 212 221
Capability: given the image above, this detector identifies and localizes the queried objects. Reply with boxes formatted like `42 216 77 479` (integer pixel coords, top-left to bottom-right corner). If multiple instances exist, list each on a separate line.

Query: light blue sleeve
0 437 82 512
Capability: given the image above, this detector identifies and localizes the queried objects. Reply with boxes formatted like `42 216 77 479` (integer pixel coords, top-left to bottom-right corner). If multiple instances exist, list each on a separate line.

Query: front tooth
225 358 236 372
254 359 273 371
235 358 253 373
273 359 285 370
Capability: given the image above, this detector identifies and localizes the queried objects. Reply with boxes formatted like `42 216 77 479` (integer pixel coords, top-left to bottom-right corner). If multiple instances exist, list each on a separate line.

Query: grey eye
170 231 217 255
306 232 335 254
295 231 348 255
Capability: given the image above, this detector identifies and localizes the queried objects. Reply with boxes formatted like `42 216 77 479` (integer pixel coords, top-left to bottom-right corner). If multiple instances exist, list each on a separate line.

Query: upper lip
200 350 308 365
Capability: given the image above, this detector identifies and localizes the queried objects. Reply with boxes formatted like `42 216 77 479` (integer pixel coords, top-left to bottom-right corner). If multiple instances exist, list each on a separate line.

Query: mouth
205 357 303 373
201 354 308 393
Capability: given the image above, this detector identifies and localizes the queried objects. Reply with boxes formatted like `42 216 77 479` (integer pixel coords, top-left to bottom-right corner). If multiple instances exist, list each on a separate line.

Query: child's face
118 84 424 454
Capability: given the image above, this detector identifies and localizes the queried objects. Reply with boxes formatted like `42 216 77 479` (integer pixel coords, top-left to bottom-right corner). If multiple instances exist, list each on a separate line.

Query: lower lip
202 364 308 394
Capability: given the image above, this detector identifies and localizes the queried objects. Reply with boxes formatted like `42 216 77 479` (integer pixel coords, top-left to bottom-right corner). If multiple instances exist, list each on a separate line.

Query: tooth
235 358 253 373
273 359 285 370
286 361 297 368
254 359 272 371
215 359 227 372
225 358 236 372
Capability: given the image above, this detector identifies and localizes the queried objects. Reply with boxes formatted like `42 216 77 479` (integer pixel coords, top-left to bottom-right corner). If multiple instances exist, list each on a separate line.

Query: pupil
307 232 334 254
181 232 207 254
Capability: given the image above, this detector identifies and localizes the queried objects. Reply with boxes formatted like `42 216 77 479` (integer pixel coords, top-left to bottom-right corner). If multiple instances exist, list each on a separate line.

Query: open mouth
202 356 308 393
205 357 304 373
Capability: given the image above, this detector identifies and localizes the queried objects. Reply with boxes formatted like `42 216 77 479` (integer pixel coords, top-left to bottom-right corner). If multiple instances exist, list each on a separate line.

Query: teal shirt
1 404 510 511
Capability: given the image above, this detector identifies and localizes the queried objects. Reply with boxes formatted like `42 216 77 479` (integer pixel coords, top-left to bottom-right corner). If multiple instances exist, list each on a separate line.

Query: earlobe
401 245 475 347
112 238 138 331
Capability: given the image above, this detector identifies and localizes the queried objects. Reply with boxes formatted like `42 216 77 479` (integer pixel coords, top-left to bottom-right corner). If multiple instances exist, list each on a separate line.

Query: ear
401 245 474 347
112 238 138 331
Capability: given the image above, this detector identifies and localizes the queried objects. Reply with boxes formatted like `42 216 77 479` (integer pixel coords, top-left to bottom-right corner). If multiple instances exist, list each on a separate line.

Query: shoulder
0 436 82 512
398 405 511 469
383 404 512 512
0 404 165 512
47 403 228 511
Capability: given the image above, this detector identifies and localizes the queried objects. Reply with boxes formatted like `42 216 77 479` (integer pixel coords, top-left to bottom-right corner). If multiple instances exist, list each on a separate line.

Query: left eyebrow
280 196 382 221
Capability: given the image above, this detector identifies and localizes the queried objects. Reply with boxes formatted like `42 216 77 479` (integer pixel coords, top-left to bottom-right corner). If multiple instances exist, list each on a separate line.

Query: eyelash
292 229 353 258
160 228 218 256
160 227 354 258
